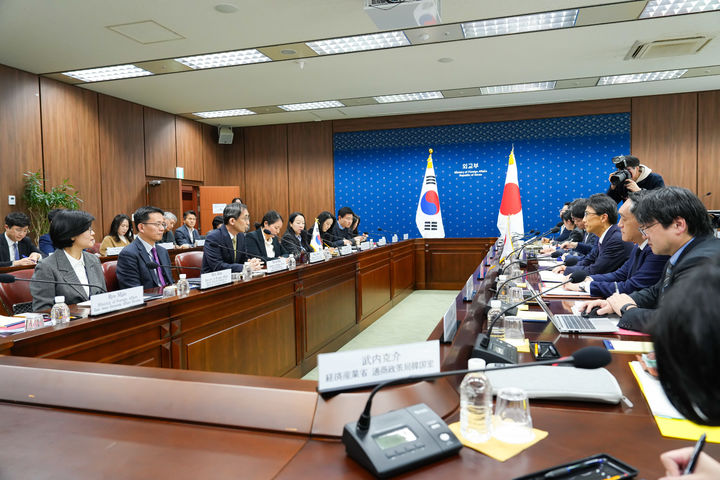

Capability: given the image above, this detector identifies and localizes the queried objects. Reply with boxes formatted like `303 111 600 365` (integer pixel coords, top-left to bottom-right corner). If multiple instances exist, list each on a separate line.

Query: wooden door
198 186 241 234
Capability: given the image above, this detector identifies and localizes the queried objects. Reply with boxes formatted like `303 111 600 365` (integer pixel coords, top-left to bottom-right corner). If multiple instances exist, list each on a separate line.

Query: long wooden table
1 240 717 479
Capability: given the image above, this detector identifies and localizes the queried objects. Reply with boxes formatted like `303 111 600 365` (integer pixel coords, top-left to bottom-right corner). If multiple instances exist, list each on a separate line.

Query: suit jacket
161 230 176 245
38 233 55 256
245 228 286 262
30 250 106 311
0 234 43 267
621 235 720 332
565 224 633 276
175 225 200 246
116 238 173 290
555 226 571 243
322 223 347 247
574 231 598 256
588 243 669 297
281 230 311 255
202 225 248 273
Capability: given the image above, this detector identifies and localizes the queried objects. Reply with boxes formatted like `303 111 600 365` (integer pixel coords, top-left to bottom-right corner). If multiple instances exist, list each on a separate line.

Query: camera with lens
610 155 633 185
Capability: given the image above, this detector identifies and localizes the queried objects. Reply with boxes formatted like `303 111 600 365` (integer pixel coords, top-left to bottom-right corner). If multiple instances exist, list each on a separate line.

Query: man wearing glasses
117 206 174 290
581 187 720 332
553 193 633 276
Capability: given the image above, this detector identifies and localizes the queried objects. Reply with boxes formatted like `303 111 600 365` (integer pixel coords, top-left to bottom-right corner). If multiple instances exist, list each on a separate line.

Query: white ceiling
1 0 719 127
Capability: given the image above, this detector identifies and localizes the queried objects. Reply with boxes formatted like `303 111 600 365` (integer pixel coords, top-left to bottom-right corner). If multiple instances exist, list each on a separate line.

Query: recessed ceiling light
597 69 688 85
175 49 270 69
438 57 454 63
278 100 344 111
373 91 444 103
280 49 297 55
306 31 410 55
480 82 556 94
640 0 720 18
462 9 578 38
62 64 153 82
194 109 256 118
214 4 238 14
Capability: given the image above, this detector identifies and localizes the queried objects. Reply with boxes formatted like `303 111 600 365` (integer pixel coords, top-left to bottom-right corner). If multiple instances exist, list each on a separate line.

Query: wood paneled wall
631 93 698 193
0 65 42 222
144 107 177 179
40 78 103 229
244 125 290 223
698 91 720 211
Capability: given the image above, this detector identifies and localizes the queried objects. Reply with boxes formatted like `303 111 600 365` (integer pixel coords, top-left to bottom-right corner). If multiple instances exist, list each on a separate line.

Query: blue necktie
13 243 19 261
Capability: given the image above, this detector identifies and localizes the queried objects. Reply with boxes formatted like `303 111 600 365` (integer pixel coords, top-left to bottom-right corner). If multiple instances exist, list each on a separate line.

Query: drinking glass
493 387 534 444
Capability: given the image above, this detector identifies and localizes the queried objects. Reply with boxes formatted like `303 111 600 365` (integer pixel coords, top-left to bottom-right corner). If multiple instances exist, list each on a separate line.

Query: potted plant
22 171 83 243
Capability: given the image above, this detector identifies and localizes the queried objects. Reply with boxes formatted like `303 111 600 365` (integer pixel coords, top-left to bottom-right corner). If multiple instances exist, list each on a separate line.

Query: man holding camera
606 155 665 203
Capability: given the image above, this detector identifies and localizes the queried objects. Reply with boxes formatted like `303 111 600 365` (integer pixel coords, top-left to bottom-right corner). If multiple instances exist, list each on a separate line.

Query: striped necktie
661 262 674 293
232 235 237 262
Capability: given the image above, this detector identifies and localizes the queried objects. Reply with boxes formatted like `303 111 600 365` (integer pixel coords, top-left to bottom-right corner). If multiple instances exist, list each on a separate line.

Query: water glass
162 285 177 298
24 313 45 331
493 387 534 444
503 316 525 346
509 287 524 304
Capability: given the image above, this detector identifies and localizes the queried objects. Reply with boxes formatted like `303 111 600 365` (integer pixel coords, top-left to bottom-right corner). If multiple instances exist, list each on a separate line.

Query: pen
683 432 706 474
601 474 631 480
534 342 539 357
544 458 605 478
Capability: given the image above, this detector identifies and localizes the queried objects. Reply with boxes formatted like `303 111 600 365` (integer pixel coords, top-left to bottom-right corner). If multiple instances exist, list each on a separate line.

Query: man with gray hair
162 212 177 245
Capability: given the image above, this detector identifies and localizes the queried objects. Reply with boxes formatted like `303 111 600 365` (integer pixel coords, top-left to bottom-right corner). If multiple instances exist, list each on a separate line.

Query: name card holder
309 251 325 263
317 340 440 393
359 242 370 251
403 234 409 240
157 242 175 251
339 245 352 256
105 246 125 256
266 258 287 273
378 237 387 246
90 286 144 316
194 239 205 247
200 269 232 289
391 235 398 243
441 301 458 343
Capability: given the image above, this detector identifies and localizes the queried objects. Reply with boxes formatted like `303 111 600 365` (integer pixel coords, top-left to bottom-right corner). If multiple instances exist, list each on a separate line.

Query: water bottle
496 275 510 303
287 254 296 270
50 296 70 325
487 299 505 339
460 358 493 443
176 274 190 297
391 234 398 243
242 262 252 281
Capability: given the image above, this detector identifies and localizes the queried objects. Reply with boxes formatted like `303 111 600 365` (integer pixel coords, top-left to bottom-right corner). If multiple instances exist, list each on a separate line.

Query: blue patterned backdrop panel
333 113 630 238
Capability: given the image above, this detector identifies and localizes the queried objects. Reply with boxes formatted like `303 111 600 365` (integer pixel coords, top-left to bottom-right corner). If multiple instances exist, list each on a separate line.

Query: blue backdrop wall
333 113 630 238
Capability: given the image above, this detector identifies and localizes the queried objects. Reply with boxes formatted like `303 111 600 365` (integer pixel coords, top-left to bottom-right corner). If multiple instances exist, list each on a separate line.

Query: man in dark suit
174 210 201 247
564 190 669 296
202 203 261 273
330 207 367 245
558 194 633 276
582 187 720 332
161 212 177 245
557 198 598 257
0 212 43 267
116 206 173 290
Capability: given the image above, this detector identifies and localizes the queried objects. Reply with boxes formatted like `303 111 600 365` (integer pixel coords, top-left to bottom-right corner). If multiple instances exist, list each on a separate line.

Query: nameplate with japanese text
317 340 440 393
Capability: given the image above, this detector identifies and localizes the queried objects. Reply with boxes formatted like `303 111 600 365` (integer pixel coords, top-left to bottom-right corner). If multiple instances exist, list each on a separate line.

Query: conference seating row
0 251 204 316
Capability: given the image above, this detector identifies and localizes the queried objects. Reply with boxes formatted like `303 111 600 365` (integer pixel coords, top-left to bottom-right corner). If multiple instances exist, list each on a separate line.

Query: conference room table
0 240 717 479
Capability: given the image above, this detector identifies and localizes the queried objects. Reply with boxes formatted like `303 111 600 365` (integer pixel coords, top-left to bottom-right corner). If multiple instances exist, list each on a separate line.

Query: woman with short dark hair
317 211 343 247
246 210 287 262
100 214 134 256
30 210 106 311
282 212 311 255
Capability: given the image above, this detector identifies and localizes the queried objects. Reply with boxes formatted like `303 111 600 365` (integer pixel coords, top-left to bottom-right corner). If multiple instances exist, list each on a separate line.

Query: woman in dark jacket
246 210 287 262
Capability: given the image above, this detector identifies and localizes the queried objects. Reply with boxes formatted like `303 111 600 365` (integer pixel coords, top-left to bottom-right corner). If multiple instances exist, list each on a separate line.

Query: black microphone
0 273 107 294
349 345 610 432
278 235 305 255
377 227 402 238
473 270 588 364
500 249 562 274
495 256 579 300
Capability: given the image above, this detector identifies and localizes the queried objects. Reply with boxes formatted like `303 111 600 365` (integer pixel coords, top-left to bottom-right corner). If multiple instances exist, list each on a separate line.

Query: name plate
391 234 398 243
200 269 232 289
339 245 352 256
90 286 144 316
105 246 125 256
157 242 175 250
266 258 287 274
359 241 370 251
442 301 458 343
309 251 325 263
463 275 475 302
194 239 205 247
317 340 440 393
378 237 387 246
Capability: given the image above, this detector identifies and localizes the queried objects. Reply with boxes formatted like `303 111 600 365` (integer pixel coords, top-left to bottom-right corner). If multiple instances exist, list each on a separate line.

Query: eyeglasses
638 222 659 236
142 222 167 229
583 211 600 218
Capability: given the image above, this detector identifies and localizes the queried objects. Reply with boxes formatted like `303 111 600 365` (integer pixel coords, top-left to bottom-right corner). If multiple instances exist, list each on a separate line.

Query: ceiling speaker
218 126 234 144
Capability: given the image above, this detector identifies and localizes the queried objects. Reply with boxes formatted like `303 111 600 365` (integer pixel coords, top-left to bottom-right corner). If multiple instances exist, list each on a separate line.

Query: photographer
606 155 664 203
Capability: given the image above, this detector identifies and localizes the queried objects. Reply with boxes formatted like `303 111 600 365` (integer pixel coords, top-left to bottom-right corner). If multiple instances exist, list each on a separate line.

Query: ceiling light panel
462 9 578 38
373 91 444 103
306 31 410 55
62 65 153 82
480 82 556 94
278 101 344 111
597 69 687 84
175 49 270 69
640 0 720 18
194 109 256 118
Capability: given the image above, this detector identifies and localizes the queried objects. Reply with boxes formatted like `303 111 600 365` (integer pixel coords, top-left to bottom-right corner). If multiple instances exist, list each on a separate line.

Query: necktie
13 243 19 261
151 247 166 287
661 262 674 293
231 235 237 262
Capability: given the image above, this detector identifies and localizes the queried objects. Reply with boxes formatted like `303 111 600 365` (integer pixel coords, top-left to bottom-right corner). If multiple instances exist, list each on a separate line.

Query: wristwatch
620 303 636 315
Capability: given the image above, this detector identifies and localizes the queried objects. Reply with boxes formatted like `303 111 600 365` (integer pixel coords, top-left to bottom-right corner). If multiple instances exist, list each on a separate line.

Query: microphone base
471 334 519 364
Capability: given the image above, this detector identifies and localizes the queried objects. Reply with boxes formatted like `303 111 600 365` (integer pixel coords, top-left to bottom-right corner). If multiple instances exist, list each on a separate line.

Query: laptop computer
529 284 619 333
